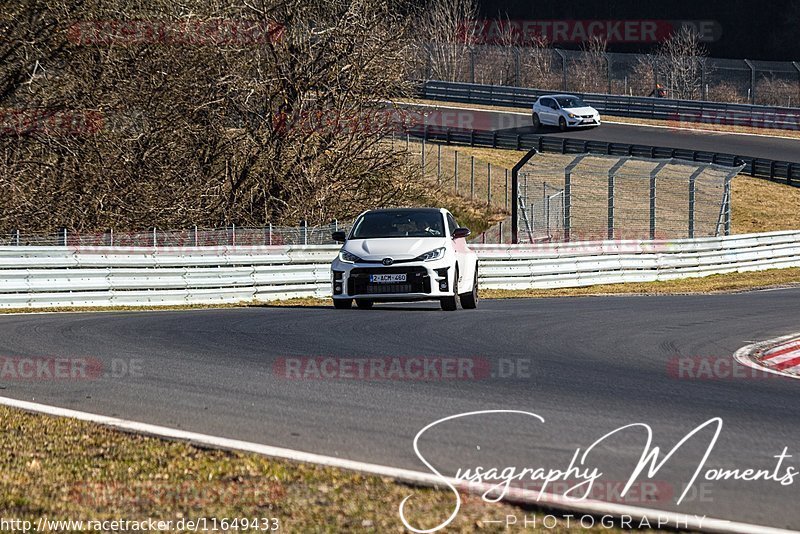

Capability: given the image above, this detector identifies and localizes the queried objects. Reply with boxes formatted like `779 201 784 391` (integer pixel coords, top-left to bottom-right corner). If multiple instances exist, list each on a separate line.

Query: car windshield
555 96 587 109
350 210 445 239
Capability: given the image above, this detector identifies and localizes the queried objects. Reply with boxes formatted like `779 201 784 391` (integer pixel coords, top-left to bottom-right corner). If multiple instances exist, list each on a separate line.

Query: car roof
362 208 444 215
539 94 581 99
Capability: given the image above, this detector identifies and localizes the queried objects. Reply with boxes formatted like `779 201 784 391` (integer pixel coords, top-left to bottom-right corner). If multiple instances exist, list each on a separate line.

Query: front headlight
339 250 362 263
568 113 576 118
416 247 446 262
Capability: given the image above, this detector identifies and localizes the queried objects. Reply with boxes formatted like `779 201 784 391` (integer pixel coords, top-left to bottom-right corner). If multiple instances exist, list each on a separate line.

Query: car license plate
369 274 406 283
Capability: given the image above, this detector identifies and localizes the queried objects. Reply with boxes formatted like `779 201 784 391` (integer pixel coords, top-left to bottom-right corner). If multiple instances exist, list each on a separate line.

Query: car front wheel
532 113 541 131
459 270 478 309
559 117 568 132
355 299 374 309
440 268 458 311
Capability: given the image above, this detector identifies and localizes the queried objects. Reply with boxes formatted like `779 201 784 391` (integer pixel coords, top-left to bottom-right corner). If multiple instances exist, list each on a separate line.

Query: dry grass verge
0 405 639 533
731 176 800 234
483 268 800 299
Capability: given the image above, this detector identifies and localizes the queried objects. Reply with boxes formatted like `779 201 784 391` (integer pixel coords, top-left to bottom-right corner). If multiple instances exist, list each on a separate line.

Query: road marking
398 101 800 141
0 395 793 533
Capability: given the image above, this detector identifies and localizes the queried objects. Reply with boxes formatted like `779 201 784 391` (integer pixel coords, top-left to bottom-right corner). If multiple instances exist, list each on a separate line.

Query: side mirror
452 227 471 239
331 231 347 243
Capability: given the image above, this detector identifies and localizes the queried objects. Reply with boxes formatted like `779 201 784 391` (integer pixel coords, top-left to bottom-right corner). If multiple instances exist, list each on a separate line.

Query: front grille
356 258 418 265
348 266 431 295
364 284 413 294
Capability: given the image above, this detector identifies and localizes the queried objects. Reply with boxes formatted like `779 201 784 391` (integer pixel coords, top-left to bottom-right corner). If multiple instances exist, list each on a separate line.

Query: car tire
559 117 568 132
333 299 352 309
532 113 541 131
459 270 478 309
440 268 458 311
355 299 374 309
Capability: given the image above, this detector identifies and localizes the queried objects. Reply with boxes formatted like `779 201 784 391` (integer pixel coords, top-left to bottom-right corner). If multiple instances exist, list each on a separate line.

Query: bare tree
519 36 560 90
473 16 522 86
630 54 658 96
573 36 608 93
414 0 478 82
655 27 708 100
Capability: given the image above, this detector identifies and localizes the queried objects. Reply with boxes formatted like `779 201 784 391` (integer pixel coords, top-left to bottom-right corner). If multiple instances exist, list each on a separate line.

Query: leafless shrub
706 82 749 104
756 76 800 107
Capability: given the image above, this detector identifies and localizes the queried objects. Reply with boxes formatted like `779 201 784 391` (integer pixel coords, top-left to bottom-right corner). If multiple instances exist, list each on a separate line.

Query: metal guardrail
420 80 800 131
1 231 798 308
0 245 338 308
402 125 798 187
476 231 800 289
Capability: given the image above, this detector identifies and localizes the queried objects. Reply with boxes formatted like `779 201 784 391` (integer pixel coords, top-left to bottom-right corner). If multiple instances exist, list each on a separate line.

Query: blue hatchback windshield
350 210 445 238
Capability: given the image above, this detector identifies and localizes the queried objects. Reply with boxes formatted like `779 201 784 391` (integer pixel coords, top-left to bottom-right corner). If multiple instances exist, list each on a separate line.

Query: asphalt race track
2 291 800 529
412 104 800 163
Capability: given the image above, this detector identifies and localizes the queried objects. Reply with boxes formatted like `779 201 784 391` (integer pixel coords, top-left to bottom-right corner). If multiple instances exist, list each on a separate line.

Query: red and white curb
734 333 800 381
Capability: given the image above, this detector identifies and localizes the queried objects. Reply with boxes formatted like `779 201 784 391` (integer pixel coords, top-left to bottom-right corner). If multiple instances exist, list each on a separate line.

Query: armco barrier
419 80 800 132
0 245 339 308
0 231 798 308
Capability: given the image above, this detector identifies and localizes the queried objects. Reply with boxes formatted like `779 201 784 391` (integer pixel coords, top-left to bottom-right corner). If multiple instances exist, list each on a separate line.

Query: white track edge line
398 101 800 141
0 396 794 533
734 332 800 381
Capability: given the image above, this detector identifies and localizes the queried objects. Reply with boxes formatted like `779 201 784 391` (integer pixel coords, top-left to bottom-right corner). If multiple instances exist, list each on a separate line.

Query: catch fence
513 153 742 244
0 223 350 248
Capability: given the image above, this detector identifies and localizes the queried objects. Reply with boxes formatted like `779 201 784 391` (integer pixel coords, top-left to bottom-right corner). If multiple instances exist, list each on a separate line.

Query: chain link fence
421 44 800 107
397 134 512 211
0 223 351 247
396 134 515 243
393 135 744 244
514 154 742 244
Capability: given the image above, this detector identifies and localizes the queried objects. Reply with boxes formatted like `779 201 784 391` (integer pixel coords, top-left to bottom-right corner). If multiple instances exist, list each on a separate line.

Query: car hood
562 106 598 115
344 237 448 260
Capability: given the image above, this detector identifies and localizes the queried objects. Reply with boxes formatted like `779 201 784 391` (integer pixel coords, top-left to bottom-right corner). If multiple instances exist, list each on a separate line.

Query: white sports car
532 94 601 131
330 208 479 311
